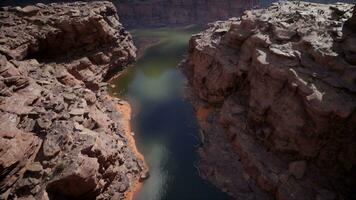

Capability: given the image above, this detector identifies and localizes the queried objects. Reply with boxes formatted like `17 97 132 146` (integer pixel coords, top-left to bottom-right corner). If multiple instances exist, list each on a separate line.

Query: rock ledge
0 1 147 200
182 2 356 200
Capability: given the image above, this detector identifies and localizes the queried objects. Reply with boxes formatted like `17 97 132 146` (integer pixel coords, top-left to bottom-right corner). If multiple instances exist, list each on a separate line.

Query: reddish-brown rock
0 1 147 200
117 0 260 28
181 1 356 199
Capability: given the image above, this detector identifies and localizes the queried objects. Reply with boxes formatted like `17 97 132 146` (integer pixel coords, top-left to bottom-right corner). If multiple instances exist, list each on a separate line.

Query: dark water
108 26 231 200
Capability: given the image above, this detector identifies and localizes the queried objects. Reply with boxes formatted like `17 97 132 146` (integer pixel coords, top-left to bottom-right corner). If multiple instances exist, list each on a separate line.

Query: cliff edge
0 1 147 200
181 1 356 200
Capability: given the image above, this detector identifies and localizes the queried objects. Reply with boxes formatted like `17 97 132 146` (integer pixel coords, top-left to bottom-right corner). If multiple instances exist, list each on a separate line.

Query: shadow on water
108 26 231 200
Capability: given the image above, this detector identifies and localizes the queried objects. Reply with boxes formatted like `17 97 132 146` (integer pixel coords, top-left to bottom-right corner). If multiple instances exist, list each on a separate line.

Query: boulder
288 161 307 179
46 155 99 198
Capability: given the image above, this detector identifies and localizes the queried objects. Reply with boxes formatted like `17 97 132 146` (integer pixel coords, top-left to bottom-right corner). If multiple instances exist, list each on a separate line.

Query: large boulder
46 155 100 198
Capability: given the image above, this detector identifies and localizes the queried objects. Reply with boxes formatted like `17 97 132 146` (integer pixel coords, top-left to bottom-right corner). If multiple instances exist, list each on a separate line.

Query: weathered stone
63 93 76 102
46 155 99 198
345 6 356 31
181 1 356 199
0 2 146 199
288 160 307 179
26 162 43 174
117 0 260 29
0 113 40 195
69 108 86 116
84 89 97 105
21 5 40 15
139 171 150 181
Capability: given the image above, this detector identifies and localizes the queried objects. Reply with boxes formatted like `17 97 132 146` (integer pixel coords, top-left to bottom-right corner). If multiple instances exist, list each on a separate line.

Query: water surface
109 26 231 200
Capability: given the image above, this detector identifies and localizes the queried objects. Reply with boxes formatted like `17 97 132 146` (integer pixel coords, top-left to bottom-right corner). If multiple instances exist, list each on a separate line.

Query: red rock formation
181 2 356 200
117 0 260 28
0 1 147 199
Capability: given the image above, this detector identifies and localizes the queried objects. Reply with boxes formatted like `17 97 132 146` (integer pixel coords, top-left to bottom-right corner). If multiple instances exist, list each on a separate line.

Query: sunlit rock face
117 0 356 28
117 0 260 28
0 1 147 199
181 1 356 200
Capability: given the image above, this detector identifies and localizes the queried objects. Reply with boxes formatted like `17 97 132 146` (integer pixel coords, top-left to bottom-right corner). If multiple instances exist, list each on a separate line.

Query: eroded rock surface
117 0 260 28
181 2 356 200
0 1 147 200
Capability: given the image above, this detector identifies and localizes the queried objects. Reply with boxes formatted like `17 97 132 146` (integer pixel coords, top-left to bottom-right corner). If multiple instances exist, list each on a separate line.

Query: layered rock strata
0 1 147 200
117 0 260 28
181 1 356 200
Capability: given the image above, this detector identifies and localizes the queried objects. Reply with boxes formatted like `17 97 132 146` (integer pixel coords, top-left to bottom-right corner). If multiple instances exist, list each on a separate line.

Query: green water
109 26 231 200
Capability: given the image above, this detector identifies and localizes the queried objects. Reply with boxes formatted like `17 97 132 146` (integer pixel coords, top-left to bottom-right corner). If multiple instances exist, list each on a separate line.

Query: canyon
0 2 147 200
0 0 261 29
2 1 356 29
117 0 260 28
181 1 356 200
0 0 356 200
116 0 356 28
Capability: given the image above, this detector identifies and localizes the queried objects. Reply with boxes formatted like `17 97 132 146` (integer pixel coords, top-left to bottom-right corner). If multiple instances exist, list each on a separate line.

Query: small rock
74 122 84 131
36 118 52 130
54 102 66 113
27 162 43 172
118 182 128 192
69 108 86 116
63 93 76 102
83 89 96 105
139 171 150 182
21 5 40 15
288 160 307 179
19 117 36 132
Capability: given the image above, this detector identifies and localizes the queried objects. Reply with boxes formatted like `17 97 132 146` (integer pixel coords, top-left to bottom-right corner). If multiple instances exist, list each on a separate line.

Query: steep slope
181 1 356 200
0 1 147 200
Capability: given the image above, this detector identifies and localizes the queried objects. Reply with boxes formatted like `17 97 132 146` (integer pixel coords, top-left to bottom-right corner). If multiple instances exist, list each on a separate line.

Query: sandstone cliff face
0 2 147 200
181 2 356 200
117 0 260 28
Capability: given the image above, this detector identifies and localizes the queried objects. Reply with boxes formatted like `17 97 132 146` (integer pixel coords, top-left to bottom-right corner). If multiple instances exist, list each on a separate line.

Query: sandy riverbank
106 96 148 200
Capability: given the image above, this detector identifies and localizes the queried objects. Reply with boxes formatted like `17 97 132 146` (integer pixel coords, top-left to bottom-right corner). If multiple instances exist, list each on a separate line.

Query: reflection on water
138 142 169 200
109 26 231 200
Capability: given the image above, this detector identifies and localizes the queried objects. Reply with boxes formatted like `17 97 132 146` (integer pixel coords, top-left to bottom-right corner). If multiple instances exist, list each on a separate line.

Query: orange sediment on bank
196 106 214 121
106 96 148 200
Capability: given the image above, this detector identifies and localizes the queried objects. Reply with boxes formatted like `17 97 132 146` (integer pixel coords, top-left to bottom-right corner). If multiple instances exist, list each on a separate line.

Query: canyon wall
2 1 356 29
0 1 147 200
117 0 260 28
181 1 356 200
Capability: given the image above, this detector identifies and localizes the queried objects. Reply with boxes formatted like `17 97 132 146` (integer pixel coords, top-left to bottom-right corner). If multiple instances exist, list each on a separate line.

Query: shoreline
105 34 163 200
107 36 162 83
134 37 161 59
106 96 148 200
107 65 132 83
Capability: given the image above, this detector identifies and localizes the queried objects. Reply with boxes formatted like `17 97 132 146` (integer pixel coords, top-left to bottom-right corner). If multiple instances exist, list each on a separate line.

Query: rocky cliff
0 1 147 200
181 1 356 200
117 0 260 28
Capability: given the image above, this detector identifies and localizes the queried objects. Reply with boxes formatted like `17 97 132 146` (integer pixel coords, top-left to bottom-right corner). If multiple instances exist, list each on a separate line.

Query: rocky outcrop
117 0 260 28
181 1 356 200
0 1 147 200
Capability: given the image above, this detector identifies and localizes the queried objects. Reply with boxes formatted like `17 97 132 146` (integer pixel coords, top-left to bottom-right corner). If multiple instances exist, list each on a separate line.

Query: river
108 26 231 200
